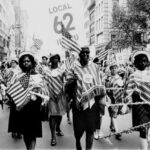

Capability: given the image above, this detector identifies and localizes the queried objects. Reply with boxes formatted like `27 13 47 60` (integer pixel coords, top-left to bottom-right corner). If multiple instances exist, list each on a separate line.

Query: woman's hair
49 54 61 63
19 54 36 72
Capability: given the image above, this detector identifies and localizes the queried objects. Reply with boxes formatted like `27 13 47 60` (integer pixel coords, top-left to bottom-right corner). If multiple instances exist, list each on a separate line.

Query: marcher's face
42 58 47 64
79 49 90 65
110 65 117 75
135 56 148 71
23 56 32 70
51 56 59 67
11 61 17 68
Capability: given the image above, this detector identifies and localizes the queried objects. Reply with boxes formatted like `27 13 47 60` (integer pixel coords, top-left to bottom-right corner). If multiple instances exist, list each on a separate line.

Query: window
90 35 95 45
0 20 2 29
0 5 2 13
101 16 103 29
97 33 103 44
96 20 98 31
99 18 100 30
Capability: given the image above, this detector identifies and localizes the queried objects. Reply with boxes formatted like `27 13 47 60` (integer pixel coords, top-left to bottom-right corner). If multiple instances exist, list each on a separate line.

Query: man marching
65 46 106 150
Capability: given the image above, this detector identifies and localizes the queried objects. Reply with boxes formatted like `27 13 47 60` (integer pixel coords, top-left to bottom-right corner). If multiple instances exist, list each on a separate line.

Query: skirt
48 93 68 117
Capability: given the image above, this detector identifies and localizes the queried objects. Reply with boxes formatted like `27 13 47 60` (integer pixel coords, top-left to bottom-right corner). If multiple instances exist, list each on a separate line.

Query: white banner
47 0 88 53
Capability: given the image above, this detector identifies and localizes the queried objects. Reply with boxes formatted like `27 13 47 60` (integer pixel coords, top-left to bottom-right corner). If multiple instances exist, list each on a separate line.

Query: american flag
65 52 76 70
33 38 43 50
7 74 30 108
61 23 81 54
95 48 113 63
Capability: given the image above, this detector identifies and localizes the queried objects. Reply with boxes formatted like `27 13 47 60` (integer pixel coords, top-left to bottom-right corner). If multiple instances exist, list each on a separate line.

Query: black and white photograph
0 0 150 149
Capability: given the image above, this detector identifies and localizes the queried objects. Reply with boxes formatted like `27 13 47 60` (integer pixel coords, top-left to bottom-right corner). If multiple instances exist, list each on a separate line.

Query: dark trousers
72 102 97 150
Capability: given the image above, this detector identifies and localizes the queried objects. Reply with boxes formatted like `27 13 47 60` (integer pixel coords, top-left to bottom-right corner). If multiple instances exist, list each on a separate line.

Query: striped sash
113 80 124 103
126 72 150 102
44 69 63 99
73 62 103 103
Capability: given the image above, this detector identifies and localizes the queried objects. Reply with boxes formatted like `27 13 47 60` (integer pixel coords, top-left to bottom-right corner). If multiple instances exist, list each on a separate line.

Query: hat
42 56 48 60
10 56 18 62
131 50 150 64
109 61 117 68
19 51 34 59
10 57 18 63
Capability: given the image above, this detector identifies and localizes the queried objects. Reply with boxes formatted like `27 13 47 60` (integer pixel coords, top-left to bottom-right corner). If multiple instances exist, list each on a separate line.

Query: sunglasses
81 51 90 54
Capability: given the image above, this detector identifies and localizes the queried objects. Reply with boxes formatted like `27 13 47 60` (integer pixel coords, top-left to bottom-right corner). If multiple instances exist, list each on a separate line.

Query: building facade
11 0 28 58
0 0 15 61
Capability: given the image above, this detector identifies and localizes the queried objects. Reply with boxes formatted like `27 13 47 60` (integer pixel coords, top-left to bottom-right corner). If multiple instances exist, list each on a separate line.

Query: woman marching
125 50 150 150
44 54 67 146
7 51 48 150
65 47 106 150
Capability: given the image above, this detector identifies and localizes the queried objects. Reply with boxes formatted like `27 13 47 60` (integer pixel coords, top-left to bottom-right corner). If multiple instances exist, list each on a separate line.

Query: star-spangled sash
72 62 104 103
126 71 150 102
44 69 64 100
106 74 124 103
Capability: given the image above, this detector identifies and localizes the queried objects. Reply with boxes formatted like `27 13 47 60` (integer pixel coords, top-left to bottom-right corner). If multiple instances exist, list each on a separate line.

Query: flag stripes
72 62 103 103
62 36 81 53
95 48 113 63
7 74 30 108
61 23 81 53
33 38 43 49
113 83 124 103
126 75 150 103
44 71 63 99
7 80 29 108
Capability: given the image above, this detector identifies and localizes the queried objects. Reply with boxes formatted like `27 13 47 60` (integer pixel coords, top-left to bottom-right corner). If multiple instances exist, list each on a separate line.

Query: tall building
88 0 96 46
11 0 28 57
20 10 28 51
94 0 116 55
0 0 15 61
83 0 91 45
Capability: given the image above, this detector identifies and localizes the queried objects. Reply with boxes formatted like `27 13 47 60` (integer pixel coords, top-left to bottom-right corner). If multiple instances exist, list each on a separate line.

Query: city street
0 104 149 150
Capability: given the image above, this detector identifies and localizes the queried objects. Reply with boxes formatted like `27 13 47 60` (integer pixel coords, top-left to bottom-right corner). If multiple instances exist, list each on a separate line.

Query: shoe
98 131 104 139
51 138 57 146
94 131 99 140
16 133 22 139
67 119 72 125
110 126 116 133
115 134 122 141
12 133 16 138
56 130 64 136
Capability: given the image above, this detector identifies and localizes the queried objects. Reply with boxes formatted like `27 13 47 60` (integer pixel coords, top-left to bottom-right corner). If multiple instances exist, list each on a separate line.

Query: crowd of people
0 47 150 150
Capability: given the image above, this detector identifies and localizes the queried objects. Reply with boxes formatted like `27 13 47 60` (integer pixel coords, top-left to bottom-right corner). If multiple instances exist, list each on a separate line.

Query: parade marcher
105 62 124 140
44 54 67 146
7 51 48 150
93 57 105 140
41 56 48 66
65 47 106 150
125 50 150 150
8 57 22 139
